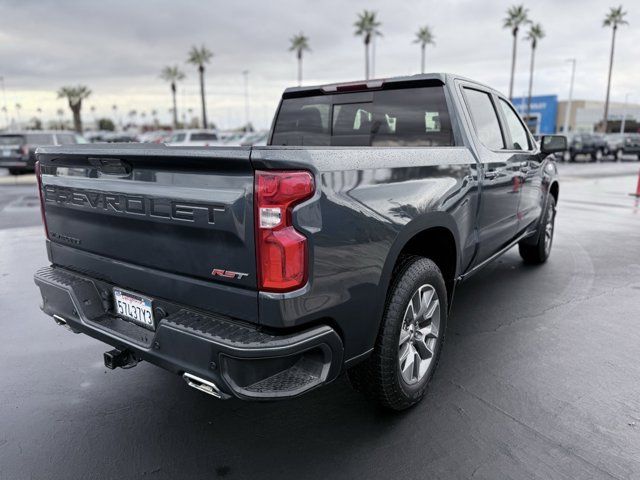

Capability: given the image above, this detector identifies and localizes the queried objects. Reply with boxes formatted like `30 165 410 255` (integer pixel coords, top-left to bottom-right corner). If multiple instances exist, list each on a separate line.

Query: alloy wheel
398 284 441 385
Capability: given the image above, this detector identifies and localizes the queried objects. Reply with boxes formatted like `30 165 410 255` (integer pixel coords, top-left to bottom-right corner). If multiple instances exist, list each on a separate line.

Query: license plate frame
113 288 155 330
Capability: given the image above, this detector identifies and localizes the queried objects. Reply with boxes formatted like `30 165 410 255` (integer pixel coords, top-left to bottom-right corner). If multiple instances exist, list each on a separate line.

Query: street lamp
620 93 632 134
0 76 8 128
562 58 576 134
242 70 250 130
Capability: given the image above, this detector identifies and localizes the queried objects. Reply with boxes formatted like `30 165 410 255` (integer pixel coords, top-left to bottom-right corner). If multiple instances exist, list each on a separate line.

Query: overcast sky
0 0 637 129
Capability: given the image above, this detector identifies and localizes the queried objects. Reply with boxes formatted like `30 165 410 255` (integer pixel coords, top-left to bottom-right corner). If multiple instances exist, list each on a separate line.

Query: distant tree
524 23 545 121
289 32 310 86
354 10 382 80
29 117 43 130
15 103 22 125
57 85 91 132
414 26 435 74
187 45 213 128
602 5 628 132
97 118 115 131
160 66 185 128
503 5 530 99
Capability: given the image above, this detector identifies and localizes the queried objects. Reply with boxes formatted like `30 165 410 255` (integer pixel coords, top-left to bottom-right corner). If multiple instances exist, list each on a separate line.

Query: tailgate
36 144 258 321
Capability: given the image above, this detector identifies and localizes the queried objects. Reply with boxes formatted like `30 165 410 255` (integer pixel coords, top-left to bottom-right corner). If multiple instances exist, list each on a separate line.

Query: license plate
113 289 154 329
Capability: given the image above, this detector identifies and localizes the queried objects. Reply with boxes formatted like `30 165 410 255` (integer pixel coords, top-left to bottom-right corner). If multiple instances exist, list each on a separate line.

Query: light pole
242 70 250 130
562 58 576 134
0 76 8 128
620 93 632 134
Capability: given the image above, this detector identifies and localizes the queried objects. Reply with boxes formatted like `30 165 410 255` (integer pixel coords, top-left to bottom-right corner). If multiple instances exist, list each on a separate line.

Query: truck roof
282 72 502 99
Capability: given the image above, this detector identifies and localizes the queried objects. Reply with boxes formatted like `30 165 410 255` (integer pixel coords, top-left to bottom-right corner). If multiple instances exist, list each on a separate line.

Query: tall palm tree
602 5 628 132
524 23 545 122
354 10 382 80
187 45 213 128
289 33 310 87
503 5 530 100
57 85 91 133
414 26 435 74
160 65 185 129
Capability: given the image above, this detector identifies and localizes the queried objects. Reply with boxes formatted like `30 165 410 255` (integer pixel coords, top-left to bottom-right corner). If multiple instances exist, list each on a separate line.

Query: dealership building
512 95 640 134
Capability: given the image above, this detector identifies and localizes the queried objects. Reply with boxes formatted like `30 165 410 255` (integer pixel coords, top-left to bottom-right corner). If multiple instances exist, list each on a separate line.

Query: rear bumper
34 266 344 400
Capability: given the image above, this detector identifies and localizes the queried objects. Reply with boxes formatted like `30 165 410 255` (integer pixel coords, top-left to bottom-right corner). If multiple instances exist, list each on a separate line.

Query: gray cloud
0 0 637 128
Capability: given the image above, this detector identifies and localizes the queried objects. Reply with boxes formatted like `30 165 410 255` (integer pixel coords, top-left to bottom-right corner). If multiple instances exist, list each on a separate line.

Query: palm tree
414 26 435 74
57 85 91 133
56 108 65 130
354 10 382 80
602 5 628 132
524 23 545 122
15 103 22 125
503 5 530 100
187 45 213 128
160 65 185 129
289 33 310 86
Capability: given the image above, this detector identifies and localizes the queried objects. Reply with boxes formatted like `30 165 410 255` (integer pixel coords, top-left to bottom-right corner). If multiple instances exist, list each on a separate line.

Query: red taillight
35 161 49 239
21 145 29 156
255 170 314 292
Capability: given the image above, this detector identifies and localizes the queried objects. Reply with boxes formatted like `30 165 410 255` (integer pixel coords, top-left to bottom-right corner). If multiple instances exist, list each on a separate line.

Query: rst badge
211 268 249 280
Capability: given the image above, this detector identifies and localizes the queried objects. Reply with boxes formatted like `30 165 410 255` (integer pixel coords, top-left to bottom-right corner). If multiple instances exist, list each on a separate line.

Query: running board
457 230 535 282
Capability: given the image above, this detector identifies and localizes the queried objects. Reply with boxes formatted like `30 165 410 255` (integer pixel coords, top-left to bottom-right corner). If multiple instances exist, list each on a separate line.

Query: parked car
165 129 222 146
564 133 607 162
611 133 640 160
33 73 563 410
0 131 83 174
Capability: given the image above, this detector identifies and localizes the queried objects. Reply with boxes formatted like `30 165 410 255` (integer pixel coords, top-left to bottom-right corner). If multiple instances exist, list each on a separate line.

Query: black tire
8 168 22 175
347 256 448 410
519 195 556 264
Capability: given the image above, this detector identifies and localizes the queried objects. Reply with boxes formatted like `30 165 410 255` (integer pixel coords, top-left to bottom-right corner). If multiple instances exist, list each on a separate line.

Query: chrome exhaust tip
53 314 75 333
183 372 229 399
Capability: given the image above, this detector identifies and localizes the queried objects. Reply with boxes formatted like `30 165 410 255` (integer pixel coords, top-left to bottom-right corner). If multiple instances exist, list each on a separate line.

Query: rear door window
463 88 505 150
271 85 454 147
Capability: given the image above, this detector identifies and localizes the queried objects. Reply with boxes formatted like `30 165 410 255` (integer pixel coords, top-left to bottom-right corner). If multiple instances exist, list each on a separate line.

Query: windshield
272 85 454 147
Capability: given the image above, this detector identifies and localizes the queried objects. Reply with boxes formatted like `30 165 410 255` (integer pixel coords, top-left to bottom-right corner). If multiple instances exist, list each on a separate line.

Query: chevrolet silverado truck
33 74 565 410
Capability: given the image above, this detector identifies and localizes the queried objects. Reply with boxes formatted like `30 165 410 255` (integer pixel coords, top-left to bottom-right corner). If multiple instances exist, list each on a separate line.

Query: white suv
165 130 222 147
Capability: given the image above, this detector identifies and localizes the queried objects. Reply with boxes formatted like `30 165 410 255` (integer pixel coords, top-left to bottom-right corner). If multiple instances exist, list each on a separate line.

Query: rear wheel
347 256 447 410
8 168 22 175
519 195 556 264
592 149 603 162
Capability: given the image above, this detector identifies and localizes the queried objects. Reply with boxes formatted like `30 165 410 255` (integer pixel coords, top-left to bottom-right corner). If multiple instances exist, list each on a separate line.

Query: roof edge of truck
281 72 502 99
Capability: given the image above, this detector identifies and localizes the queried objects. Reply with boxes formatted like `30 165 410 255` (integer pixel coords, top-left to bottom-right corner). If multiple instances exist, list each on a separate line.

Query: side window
190 132 218 141
498 98 531 151
170 133 186 142
463 88 505 150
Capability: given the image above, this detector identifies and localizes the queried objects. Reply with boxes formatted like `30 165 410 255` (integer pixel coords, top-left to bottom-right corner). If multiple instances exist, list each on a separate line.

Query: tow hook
104 348 139 370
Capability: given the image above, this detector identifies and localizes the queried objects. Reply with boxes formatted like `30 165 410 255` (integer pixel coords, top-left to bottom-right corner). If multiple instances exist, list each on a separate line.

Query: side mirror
540 135 567 154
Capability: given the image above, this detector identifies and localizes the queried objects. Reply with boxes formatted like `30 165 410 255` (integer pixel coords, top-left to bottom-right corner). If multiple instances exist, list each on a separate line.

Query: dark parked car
33 73 564 410
564 132 607 162
608 133 640 160
0 131 83 174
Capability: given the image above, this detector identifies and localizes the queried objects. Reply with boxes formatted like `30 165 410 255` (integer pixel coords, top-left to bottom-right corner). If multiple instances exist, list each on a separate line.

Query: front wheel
519 195 556 264
347 256 447 410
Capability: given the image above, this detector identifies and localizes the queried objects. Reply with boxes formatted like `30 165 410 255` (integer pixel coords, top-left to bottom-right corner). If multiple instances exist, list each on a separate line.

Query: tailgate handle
88 157 132 176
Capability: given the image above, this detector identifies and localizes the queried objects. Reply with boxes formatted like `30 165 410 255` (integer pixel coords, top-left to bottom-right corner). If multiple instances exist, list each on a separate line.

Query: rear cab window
271 85 455 147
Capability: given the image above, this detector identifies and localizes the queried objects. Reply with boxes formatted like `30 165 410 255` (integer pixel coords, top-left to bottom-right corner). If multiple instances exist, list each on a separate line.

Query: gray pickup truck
34 73 565 410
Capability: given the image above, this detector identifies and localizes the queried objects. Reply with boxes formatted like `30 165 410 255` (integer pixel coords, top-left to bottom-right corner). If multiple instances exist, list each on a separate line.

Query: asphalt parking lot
1 162 640 479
